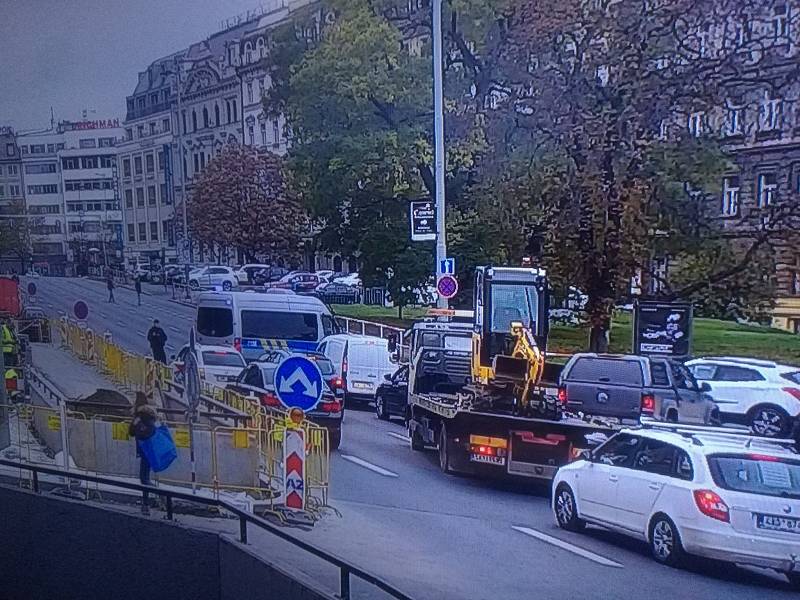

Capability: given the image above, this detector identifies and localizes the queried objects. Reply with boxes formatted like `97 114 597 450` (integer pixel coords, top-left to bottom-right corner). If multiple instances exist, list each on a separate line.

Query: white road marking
340 455 399 478
100 313 108 318
117 321 126 327
47 303 54 308
511 526 623 568
387 431 411 443
169 326 181 333
137 331 146 337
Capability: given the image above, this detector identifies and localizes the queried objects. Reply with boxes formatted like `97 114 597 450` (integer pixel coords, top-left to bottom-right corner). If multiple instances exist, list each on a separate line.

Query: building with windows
0 128 27 272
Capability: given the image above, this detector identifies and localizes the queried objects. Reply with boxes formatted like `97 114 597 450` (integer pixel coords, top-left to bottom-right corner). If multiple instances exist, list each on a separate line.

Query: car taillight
320 399 342 413
330 376 344 389
233 338 242 353
557 386 568 405
781 387 800 401
641 393 655 414
693 489 730 522
260 393 281 407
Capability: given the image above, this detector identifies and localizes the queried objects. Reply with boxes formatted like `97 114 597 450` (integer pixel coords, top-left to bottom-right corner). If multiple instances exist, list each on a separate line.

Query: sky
0 0 270 131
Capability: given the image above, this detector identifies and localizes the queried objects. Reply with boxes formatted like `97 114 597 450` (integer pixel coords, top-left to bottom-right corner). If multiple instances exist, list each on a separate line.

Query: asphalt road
28 276 800 599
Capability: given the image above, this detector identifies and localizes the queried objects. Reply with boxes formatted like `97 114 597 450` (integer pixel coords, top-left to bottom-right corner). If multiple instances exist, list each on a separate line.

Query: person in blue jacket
128 392 157 514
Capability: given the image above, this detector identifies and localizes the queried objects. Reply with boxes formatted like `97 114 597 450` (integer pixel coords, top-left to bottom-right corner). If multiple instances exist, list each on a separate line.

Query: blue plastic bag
137 424 177 473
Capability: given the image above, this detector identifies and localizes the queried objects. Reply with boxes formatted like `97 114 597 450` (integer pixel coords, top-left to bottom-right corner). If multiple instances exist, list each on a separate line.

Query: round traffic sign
437 275 459 299
27 282 37 296
274 355 324 412
73 300 89 320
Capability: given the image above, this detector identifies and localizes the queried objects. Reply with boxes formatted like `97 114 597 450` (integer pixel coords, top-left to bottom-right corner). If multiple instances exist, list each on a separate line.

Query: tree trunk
588 324 610 353
398 303 404 320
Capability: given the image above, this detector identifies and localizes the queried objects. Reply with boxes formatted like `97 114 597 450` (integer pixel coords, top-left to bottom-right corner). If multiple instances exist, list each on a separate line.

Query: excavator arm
491 321 545 410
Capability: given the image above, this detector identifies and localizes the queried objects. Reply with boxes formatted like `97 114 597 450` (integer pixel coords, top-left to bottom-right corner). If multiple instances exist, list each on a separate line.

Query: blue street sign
274 356 324 411
440 257 455 275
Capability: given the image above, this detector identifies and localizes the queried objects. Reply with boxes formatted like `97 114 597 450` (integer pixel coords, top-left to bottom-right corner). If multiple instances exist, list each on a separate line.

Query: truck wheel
554 484 585 532
438 424 453 474
375 395 389 421
409 423 425 451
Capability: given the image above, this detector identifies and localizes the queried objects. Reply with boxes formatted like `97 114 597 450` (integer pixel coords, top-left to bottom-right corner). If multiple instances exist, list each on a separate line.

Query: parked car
162 265 184 284
318 334 396 405
188 266 238 291
235 264 271 285
686 357 800 438
333 273 362 288
256 349 344 398
267 272 322 294
253 266 290 285
170 344 246 386
552 424 800 589
227 361 343 449
375 365 409 421
559 353 719 424
316 282 359 305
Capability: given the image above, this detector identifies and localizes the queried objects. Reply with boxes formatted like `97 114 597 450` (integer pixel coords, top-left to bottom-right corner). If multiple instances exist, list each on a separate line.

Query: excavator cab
472 266 549 387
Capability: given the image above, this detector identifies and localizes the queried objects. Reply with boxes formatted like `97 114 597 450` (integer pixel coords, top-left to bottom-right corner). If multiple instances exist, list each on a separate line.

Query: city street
28 276 800 599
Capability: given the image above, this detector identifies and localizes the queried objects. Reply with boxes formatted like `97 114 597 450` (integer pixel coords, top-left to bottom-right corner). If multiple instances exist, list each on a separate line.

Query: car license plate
756 514 800 534
353 382 371 390
470 453 505 466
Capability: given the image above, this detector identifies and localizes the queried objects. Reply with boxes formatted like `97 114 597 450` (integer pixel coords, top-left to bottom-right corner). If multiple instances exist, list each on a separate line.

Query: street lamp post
432 0 448 309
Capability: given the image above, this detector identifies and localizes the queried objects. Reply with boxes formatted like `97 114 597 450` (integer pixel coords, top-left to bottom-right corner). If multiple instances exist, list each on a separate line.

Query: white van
195 291 338 362
318 334 396 404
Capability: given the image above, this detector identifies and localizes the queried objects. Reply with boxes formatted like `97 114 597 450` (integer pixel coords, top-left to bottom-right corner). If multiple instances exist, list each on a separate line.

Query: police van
195 290 338 362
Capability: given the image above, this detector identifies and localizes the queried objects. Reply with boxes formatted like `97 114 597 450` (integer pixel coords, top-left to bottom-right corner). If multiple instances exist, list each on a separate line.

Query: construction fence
18 318 332 514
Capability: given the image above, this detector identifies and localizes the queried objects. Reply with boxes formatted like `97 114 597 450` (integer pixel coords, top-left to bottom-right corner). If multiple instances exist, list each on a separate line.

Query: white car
686 357 800 437
333 273 361 288
188 266 238 291
552 424 800 588
234 264 270 285
171 344 246 385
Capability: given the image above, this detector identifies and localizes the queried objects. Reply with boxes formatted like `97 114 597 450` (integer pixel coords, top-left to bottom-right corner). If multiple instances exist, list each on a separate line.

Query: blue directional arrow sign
274 356 324 411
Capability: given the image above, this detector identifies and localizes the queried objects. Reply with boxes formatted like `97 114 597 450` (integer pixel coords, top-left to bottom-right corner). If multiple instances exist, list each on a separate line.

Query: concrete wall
0 483 334 600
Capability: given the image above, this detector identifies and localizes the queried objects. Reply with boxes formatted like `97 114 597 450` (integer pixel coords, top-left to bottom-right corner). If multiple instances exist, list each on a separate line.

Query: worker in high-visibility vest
5 368 18 395
2 319 17 368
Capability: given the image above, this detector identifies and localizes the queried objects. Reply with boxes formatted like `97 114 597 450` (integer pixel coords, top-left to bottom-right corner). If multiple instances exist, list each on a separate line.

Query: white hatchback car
188 266 238 291
171 344 246 385
686 357 800 437
552 424 800 588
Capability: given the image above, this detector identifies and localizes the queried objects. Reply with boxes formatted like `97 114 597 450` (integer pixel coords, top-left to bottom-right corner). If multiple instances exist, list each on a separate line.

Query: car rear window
349 342 392 368
197 307 234 337
202 351 245 368
306 356 335 375
708 454 800 499
568 358 643 386
781 371 800 385
241 310 319 341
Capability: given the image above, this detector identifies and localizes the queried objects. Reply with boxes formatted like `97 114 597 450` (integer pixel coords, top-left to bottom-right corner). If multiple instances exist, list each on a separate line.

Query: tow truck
403 266 617 480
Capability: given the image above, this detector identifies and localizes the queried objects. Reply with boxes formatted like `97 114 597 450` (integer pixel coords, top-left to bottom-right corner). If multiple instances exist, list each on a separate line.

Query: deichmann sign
410 199 436 241
633 301 693 357
63 119 121 130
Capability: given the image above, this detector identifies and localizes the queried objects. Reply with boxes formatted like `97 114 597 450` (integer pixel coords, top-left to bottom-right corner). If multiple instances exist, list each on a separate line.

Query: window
26 163 57 174
161 183 170 205
0 186 4 197
568 357 643 386
773 4 789 40
688 111 705 137
714 365 765 382
162 118 170 133
67 202 83 212
79 138 96 149
158 151 165 171
193 153 199 173
125 128 133 141
134 156 142 175
197 307 234 337
689 363 717 380
6 143 15 156
232 100 238 122
669 362 700 391
29 144 46 154
760 95 782 131
136 187 145 207
137 125 144 138
138 222 146 241
200 152 206 170
182 111 187 134
100 156 113 168
261 122 267 145
214 104 220 126
272 119 280 143
226 101 232 123
650 361 671 386
10 185 19 196
123 158 131 177
248 125 255 145
757 173 777 207
594 433 640 467
147 185 156 206
632 439 678 477
192 110 198 131
247 81 254 103
722 176 740 216
147 122 155 136
724 106 743 136
164 219 175 246
81 156 98 169
708 454 800 499
149 92 158 105
26 184 59 194
240 310 319 341
150 221 159 240
7 164 17 175
203 107 209 128
127 224 135 242
98 137 114 147
28 204 61 215
145 153 154 173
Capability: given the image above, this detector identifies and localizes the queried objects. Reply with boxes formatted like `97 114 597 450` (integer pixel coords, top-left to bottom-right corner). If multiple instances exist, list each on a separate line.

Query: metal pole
174 58 189 266
432 0 448 309
0 349 8 452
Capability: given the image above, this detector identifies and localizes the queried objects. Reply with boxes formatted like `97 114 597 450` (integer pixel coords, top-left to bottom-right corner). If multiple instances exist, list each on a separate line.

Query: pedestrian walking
147 319 168 364
128 392 157 514
135 276 142 306
106 274 116 303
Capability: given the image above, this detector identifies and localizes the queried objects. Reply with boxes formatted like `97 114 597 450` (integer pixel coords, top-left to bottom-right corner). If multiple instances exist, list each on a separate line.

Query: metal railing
0 457 413 600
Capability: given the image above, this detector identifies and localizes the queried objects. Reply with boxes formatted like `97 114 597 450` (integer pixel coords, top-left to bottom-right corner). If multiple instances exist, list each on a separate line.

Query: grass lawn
331 305 800 365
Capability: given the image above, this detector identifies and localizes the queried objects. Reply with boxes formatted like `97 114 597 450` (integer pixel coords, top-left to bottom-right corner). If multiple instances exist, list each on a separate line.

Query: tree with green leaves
188 144 308 266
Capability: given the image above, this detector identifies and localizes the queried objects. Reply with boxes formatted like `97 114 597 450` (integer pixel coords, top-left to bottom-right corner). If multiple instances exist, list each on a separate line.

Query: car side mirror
384 373 393 381
700 382 712 393
387 335 398 353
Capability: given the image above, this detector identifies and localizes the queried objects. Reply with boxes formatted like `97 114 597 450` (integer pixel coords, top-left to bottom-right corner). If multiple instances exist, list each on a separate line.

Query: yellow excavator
467 266 556 418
